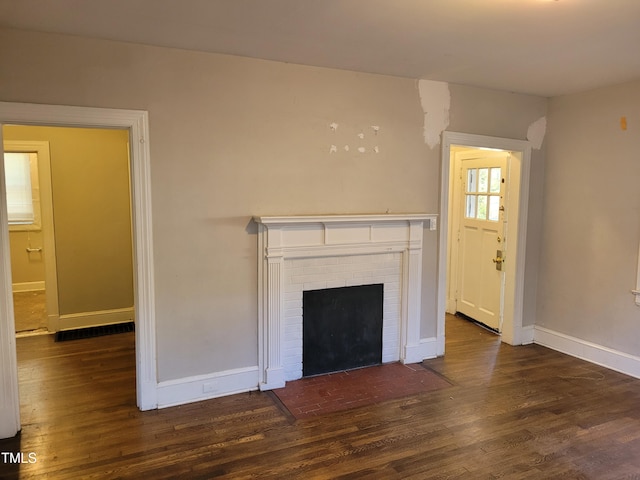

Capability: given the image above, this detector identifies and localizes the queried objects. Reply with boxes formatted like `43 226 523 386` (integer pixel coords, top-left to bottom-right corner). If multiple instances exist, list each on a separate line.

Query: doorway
436 132 532 355
450 148 511 332
5 126 135 335
0 102 158 439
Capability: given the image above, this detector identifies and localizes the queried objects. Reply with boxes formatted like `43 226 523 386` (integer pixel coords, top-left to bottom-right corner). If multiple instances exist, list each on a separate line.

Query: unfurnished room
0 1 640 478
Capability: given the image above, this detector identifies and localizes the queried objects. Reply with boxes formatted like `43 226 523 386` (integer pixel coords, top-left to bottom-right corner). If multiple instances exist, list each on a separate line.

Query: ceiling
1 0 639 97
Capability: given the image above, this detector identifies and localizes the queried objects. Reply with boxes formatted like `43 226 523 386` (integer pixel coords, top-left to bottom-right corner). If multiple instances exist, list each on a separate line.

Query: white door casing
456 155 509 331
438 132 531 354
0 102 158 439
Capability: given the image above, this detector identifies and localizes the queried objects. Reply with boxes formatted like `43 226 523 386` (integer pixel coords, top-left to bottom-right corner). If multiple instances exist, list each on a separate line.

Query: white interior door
456 155 508 331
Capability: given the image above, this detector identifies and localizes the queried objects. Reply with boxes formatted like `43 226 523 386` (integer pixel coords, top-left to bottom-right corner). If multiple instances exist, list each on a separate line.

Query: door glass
488 196 500 221
478 168 489 193
467 169 477 193
465 195 476 218
490 168 501 193
464 166 502 222
477 195 487 220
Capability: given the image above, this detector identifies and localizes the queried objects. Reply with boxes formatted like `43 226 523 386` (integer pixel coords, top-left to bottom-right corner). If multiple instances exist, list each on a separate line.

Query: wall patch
527 116 547 150
418 80 450 149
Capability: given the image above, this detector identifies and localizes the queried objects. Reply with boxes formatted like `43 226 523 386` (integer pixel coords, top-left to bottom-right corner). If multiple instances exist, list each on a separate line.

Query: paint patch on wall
527 116 547 150
326 122 382 156
620 116 627 131
418 80 450 149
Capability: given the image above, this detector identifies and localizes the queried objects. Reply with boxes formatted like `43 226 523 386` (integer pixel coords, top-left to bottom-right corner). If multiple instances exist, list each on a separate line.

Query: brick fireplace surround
254 214 437 391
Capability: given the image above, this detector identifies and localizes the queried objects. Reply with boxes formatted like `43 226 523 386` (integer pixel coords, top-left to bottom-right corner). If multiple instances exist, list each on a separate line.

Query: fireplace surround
255 213 437 390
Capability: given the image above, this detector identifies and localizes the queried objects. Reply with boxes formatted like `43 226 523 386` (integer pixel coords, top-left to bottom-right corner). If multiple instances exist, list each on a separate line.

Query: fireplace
255 213 436 390
303 284 384 377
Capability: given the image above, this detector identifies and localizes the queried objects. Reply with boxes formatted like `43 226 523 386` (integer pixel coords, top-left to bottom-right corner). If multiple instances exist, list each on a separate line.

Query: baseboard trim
58 307 135 331
12 281 45 292
520 325 535 345
418 336 439 360
534 326 640 379
157 366 260 408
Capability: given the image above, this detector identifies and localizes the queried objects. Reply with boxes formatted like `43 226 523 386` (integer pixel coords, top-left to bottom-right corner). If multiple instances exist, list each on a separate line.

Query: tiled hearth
255 214 436 391
272 362 452 419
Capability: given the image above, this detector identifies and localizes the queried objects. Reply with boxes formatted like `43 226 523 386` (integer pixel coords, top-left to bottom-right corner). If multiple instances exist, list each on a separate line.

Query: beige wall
0 27 547 382
539 80 640 354
447 84 548 328
3 125 134 316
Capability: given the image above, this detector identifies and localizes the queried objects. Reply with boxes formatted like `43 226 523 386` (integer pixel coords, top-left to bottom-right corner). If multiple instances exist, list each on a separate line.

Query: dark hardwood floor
2 315 640 479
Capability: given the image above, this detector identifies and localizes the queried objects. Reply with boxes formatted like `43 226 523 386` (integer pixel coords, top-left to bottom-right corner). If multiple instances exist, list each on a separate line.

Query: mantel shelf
253 213 437 226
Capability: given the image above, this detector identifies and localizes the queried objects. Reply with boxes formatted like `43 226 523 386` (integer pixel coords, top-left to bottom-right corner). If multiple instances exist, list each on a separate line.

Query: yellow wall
8 230 45 286
3 125 134 316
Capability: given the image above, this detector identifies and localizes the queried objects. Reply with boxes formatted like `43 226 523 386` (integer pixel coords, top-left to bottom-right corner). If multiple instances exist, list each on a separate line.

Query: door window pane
490 168 501 193
478 168 489 193
488 196 500 221
465 195 476 218
477 195 487 220
467 169 477 193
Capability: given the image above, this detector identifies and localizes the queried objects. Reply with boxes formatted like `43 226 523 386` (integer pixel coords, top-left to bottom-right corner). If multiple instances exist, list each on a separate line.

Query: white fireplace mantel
255 213 437 390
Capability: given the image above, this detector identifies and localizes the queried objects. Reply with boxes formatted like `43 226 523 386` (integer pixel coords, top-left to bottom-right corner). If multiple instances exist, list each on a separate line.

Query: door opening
5 126 135 335
437 132 532 355
0 102 158 439
452 149 510 333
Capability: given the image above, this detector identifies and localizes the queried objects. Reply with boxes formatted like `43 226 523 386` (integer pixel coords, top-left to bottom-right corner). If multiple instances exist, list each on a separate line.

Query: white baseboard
157 366 260 408
418 336 439 360
534 326 640 380
58 307 135 331
12 281 45 292
519 325 535 345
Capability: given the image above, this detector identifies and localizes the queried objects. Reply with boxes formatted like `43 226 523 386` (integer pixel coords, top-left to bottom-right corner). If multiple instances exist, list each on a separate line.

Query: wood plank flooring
12 291 47 334
2 315 640 479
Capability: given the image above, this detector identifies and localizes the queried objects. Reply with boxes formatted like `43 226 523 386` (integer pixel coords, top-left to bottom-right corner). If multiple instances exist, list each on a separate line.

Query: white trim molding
157 367 259 409
58 307 135 331
0 102 158 438
419 337 439 360
11 281 45 292
534 326 640 379
255 213 437 391
520 325 535 345
633 241 640 306
0 149 21 438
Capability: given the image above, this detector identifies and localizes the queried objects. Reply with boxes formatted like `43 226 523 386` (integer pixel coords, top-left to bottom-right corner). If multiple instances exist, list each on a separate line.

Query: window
465 167 502 222
3 151 41 230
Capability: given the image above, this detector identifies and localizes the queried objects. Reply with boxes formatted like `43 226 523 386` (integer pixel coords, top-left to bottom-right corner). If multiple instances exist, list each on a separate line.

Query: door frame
437 131 531 354
4 140 60 332
0 102 158 438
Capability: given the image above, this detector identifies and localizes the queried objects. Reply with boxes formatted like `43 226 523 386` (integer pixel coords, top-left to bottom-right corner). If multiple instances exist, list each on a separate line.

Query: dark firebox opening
302 284 383 377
